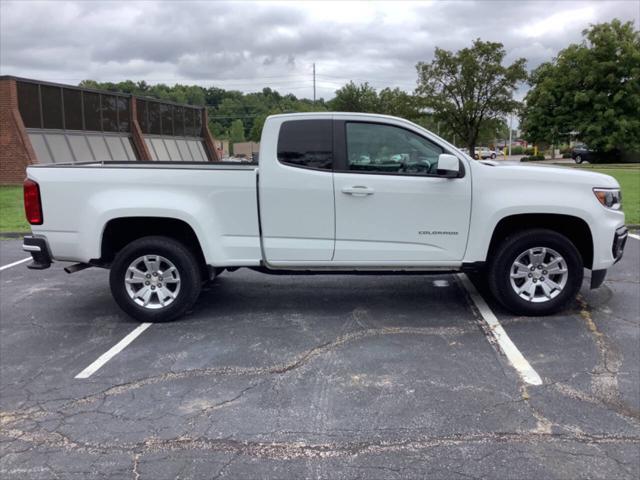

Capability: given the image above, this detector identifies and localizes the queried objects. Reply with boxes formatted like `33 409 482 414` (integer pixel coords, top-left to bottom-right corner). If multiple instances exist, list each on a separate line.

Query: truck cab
259 113 470 266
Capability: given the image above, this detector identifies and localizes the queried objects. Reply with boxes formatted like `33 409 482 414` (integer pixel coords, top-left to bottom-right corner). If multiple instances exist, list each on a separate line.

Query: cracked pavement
1 237 639 479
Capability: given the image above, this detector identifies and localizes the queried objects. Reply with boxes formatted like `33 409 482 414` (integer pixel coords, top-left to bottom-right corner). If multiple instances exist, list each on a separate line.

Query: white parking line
629 233 640 241
456 273 543 386
0 257 31 271
75 323 152 379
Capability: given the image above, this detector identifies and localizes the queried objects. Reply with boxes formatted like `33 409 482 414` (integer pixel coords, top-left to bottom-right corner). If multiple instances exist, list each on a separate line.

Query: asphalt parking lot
1 236 639 479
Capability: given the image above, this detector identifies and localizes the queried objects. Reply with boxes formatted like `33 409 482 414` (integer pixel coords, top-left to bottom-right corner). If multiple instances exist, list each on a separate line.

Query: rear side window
277 120 332 170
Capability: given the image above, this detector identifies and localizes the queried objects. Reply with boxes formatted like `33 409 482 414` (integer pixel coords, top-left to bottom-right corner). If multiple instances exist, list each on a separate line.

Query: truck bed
27 162 262 266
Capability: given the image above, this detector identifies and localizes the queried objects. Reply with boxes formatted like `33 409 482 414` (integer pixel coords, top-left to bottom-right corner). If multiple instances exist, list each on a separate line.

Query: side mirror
437 154 460 178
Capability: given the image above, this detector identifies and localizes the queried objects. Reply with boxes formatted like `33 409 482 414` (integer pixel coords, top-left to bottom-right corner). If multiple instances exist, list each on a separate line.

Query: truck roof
267 112 405 122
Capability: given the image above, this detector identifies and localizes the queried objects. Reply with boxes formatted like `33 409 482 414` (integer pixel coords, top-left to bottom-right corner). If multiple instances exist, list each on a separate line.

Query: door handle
341 186 375 196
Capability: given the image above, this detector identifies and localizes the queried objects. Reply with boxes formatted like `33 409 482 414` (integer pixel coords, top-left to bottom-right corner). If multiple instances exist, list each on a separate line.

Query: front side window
277 120 332 170
346 122 444 175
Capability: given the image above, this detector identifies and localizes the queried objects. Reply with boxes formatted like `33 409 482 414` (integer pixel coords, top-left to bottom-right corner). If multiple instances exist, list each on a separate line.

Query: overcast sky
1 0 638 100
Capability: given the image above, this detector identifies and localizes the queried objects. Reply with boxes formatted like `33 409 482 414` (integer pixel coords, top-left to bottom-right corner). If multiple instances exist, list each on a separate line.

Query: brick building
0 76 222 184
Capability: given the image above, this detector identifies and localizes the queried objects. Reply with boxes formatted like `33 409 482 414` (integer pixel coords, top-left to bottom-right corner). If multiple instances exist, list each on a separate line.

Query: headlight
593 188 622 210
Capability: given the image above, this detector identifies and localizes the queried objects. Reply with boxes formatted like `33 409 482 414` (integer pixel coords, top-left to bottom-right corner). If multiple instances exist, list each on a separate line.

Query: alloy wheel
509 247 568 303
124 255 181 309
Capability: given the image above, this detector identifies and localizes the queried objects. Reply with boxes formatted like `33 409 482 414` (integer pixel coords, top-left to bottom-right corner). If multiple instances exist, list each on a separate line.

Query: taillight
24 179 43 225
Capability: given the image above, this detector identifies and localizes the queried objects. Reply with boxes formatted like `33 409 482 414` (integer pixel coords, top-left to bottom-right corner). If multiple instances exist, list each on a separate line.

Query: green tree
330 82 423 122
209 121 227 139
78 79 102 90
521 20 640 155
330 81 380 112
477 118 509 147
378 87 420 120
249 114 268 142
229 119 246 153
415 39 527 154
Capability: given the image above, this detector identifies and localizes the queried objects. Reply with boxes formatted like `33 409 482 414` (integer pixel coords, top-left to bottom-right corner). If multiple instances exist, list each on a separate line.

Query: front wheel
488 229 583 315
574 155 583 164
109 236 202 322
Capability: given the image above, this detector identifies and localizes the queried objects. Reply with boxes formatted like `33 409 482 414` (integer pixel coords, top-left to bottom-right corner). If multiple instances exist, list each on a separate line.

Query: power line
316 74 417 88
207 114 262 119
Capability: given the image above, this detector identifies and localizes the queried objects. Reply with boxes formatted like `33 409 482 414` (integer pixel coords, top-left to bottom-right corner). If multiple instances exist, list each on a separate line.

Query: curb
0 232 29 239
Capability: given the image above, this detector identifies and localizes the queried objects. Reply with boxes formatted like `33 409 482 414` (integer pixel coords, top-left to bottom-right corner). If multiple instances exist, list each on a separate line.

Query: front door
333 121 471 264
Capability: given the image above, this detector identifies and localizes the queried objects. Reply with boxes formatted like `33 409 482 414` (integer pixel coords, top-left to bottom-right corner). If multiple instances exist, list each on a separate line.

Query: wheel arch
99 217 207 273
487 213 594 269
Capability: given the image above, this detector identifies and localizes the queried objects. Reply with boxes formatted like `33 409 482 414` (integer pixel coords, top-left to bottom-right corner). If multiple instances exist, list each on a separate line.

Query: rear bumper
23 236 52 270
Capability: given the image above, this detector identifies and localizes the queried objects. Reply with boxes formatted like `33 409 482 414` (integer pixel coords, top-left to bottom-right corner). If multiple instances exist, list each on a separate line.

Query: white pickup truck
23 113 628 322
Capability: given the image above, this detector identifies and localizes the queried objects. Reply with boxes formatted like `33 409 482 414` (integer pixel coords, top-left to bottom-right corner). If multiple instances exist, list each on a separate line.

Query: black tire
575 155 583 164
491 153 496 159
109 236 202 322
487 229 583 316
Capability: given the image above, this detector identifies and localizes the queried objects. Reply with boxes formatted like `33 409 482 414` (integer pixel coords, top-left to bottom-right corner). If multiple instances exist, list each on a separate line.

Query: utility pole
508 114 513 157
313 63 316 105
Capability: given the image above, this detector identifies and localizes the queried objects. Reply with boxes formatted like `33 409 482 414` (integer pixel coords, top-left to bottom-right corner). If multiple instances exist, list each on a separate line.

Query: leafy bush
520 155 546 162
562 153 572 158
524 147 535 155
511 146 524 155
620 151 640 163
590 150 639 164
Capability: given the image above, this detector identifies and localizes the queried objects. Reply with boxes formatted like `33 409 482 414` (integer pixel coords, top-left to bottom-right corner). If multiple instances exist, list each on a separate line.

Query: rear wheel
488 229 583 315
109 236 202 322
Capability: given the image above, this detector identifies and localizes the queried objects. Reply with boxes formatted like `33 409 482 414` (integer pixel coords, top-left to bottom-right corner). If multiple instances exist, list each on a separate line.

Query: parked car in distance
572 144 594 163
23 112 627 322
474 147 497 160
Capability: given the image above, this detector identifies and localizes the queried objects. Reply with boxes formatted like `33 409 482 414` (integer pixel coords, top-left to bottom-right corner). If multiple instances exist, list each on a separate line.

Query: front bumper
23 236 52 270
612 226 628 263
590 225 628 289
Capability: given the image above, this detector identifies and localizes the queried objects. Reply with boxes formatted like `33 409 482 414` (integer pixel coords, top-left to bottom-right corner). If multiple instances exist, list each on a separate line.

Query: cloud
1 0 637 99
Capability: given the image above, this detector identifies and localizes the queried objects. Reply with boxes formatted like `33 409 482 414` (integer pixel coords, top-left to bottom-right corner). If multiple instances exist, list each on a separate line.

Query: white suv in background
474 147 497 160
